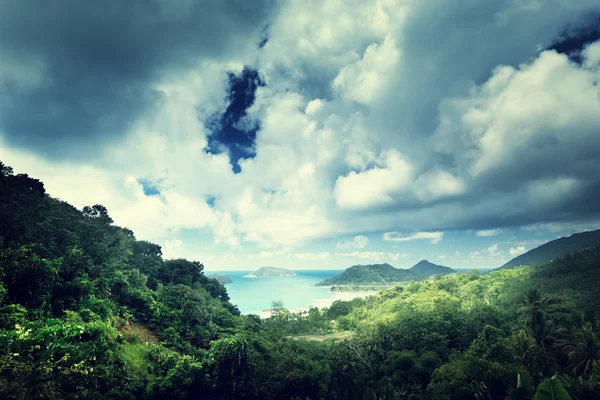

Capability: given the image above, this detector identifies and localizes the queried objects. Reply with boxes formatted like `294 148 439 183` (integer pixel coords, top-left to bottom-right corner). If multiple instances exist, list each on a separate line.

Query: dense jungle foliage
1 161 599 399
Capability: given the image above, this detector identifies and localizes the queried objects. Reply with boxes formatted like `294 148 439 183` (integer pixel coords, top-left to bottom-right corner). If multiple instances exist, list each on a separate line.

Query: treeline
0 162 328 399
0 161 599 399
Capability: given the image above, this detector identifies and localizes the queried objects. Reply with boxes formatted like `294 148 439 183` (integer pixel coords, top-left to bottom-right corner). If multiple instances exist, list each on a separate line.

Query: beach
259 289 378 319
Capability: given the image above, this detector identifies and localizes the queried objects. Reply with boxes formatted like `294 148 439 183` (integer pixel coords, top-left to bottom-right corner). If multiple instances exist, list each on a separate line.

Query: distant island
317 260 456 286
245 266 297 277
207 274 233 285
496 229 600 270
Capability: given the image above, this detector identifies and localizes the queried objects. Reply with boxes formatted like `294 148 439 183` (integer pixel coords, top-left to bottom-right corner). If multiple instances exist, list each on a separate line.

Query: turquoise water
207 270 342 315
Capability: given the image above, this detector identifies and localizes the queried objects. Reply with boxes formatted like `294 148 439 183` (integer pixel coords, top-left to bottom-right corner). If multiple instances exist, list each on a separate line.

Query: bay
206 270 343 315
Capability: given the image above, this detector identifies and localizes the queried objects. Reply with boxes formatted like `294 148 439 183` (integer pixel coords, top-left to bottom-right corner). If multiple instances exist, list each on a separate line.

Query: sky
1 0 600 271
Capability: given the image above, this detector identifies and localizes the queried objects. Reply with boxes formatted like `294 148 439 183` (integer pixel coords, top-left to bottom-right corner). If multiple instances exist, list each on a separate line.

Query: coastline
258 289 378 319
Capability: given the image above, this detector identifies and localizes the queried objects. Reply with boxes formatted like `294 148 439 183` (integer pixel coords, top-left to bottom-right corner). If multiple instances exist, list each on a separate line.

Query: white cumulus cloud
383 231 443 244
509 246 527 257
337 235 369 249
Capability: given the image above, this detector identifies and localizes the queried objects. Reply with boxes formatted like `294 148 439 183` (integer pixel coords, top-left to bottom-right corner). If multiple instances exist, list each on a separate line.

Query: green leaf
532 378 572 400
517 371 533 396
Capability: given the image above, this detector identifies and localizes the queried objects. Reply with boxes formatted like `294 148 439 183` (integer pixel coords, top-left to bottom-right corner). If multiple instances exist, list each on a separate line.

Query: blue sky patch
138 179 161 196
205 67 265 173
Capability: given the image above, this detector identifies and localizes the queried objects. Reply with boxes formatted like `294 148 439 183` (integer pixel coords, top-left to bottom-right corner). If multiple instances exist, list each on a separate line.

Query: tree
1 247 60 310
158 259 204 286
511 330 537 369
81 204 113 223
0 161 13 177
563 322 600 379
327 300 353 319
209 334 255 399
518 289 564 349
270 300 284 317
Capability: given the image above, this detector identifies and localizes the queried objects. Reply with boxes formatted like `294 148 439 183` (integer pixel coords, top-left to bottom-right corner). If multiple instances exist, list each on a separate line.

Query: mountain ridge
409 259 457 279
496 229 600 269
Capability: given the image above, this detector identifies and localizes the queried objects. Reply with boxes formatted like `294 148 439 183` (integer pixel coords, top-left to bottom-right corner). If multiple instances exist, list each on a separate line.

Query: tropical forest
1 162 599 399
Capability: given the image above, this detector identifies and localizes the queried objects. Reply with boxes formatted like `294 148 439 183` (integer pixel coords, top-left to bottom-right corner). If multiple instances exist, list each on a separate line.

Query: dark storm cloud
0 0 276 158
368 1 599 158
548 15 600 62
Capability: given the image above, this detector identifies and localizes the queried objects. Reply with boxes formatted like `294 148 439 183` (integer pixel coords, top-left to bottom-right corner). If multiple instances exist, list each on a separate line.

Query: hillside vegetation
1 161 599 400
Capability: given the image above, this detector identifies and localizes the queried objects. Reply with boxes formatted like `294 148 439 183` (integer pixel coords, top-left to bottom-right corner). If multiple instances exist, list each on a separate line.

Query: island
317 260 456 287
207 274 233 285
244 266 297 277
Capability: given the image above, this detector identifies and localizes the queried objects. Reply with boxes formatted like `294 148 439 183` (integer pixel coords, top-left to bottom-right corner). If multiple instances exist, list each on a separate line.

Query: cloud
521 221 600 234
383 231 443 244
433 49 600 185
291 252 332 261
257 250 286 259
2 0 600 262
0 0 276 158
337 251 405 263
467 244 505 264
334 150 414 210
584 40 600 69
476 229 501 237
162 239 183 259
332 36 400 105
487 244 502 258
509 246 526 257
469 243 504 260
337 235 369 249
333 150 466 211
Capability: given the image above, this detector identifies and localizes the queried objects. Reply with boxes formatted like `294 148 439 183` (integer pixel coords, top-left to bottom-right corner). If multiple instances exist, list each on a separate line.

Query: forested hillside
408 260 456 279
317 263 413 285
1 161 599 399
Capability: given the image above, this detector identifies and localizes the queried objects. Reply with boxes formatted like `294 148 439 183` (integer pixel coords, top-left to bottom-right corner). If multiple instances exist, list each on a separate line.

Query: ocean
209 268 488 315
207 270 343 315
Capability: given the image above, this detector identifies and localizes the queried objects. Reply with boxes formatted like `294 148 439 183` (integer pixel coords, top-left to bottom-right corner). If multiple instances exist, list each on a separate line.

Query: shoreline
258 290 378 319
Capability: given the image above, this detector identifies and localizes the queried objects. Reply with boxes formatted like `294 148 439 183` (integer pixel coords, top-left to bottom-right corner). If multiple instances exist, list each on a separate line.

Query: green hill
409 260 456 279
317 263 413 285
497 229 600 269
317 260 454 286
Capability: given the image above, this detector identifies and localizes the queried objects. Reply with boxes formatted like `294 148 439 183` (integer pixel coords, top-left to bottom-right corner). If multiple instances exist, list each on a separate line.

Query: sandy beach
259 290 378 319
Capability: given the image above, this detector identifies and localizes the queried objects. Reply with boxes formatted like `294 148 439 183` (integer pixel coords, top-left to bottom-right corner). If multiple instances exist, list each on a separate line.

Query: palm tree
518 288 568 350
512 330 537 369
564 322 600 379
518 289 551 347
